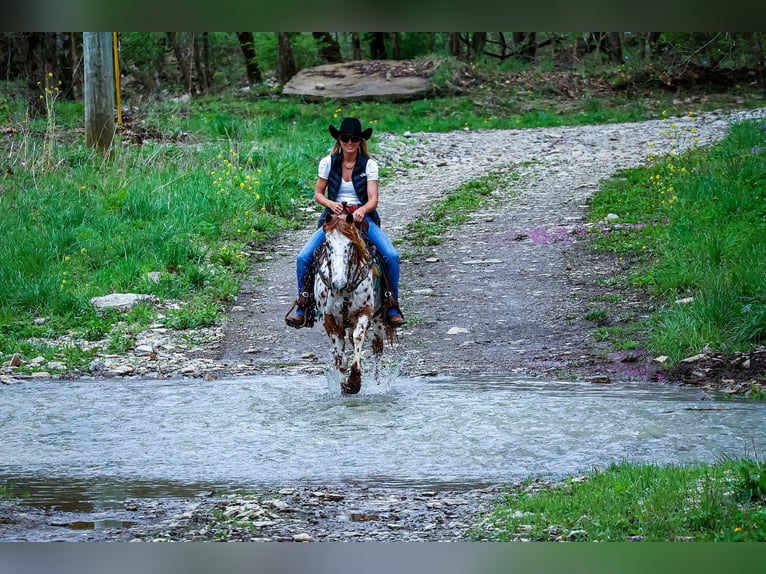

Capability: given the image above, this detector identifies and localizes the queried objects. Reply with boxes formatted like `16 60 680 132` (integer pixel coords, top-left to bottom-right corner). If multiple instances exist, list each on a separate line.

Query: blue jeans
296 217 400 312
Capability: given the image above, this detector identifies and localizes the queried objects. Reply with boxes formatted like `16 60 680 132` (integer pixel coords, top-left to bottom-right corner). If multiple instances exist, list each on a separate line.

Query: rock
134 345 154 357
447 327 469 335
111 365 136 376
675 297 694 305
89 360 107 373
462 259 503 265
682 353 707 363
9 353 21 367
282 60 437 101
653 355 669 364
90 293 156 311
587 376 611 384
146 272 162 283
293 533 313 542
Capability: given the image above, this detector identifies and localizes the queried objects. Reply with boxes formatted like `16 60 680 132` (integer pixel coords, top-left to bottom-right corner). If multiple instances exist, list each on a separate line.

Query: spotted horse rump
314 212 394 394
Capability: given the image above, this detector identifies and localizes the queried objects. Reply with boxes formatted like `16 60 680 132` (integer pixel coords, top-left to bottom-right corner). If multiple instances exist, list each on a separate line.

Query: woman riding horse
285 117 404 328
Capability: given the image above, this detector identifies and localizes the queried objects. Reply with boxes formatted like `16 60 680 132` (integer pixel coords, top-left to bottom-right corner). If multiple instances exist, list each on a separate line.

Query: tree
391 32 401 60
236 32 262 85
351 32 362 60
83 32 115 153
470 32 487 57
167 32 195 94
369 33 386 59
312 32 342 63
448 32 462 58
277 32 296 84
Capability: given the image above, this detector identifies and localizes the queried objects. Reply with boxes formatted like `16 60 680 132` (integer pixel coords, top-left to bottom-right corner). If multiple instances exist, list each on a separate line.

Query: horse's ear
345 213 354 224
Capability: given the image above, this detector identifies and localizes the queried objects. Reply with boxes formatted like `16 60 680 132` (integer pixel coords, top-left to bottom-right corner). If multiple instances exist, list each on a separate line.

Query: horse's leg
342 313 370 394
370 318 385 383
323 314 350 392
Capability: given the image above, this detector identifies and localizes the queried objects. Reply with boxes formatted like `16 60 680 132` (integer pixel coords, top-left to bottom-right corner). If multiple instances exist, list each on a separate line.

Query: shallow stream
2 374 765 540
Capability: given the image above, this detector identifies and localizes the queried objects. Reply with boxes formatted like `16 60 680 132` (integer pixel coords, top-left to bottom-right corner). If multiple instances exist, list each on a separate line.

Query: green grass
472 459 766 542
401 168 518 252
587 118 766 363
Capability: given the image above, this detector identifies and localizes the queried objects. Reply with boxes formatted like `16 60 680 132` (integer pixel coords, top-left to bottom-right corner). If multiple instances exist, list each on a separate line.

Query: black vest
318 153 381 228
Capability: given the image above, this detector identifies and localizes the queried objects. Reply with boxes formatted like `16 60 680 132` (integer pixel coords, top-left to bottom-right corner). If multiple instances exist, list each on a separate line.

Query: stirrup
284 300 308 329
383 291 405 327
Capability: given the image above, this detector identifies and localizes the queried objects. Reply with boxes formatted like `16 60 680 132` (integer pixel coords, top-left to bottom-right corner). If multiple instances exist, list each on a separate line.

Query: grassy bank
587 118 766 363
472 458 766 542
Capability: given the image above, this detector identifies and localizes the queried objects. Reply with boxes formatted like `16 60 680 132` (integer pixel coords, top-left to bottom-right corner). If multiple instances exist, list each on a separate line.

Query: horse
313 211 393 394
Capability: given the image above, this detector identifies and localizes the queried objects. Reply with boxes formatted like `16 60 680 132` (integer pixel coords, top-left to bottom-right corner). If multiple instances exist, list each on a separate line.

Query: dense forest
1 32 764 104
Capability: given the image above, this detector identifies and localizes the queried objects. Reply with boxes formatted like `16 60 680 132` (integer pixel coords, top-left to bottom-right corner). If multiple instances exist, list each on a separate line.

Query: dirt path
210 107 766 383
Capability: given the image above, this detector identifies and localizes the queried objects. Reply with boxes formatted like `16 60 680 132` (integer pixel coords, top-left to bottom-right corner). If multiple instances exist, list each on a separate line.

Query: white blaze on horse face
326 231 352 293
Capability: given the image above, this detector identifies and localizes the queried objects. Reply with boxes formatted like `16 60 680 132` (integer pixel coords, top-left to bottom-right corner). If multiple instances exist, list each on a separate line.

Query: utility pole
83 32 115 153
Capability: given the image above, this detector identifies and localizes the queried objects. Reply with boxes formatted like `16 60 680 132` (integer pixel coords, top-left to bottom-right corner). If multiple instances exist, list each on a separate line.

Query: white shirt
318 155 379 206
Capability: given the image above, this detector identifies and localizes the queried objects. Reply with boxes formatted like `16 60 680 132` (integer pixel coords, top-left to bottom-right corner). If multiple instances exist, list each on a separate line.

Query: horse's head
322 213 370 293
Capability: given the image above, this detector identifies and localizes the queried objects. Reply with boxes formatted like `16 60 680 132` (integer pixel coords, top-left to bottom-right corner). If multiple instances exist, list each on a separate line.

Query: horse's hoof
341 380 361 394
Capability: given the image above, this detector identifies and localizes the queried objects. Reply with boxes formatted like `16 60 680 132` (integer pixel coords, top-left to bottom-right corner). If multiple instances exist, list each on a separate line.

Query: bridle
315 229 376 294
316 206 376 294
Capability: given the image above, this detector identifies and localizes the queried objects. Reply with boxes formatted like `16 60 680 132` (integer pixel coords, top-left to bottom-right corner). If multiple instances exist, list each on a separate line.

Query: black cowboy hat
328 117 373 141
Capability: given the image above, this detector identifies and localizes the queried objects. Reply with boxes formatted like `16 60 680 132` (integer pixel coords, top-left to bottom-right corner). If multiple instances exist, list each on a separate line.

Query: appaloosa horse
314 212 392 394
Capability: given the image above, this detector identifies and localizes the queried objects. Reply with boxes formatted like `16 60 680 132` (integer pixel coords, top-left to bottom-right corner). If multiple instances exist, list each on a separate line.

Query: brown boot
285 293 311 329
285 307 307 329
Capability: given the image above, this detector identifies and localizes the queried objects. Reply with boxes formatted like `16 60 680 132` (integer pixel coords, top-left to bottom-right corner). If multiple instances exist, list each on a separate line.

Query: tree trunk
449 32 462 58
391 32 401 59
167 32 194 94
83 32 115 153
312 32 342 63
351 32 361 60
369 33 386 59
277 32 296 84
641 32 661 59
470 32 487 57
192 33 208 92
236 32 262 85
513 32 537 60
606 32 623 64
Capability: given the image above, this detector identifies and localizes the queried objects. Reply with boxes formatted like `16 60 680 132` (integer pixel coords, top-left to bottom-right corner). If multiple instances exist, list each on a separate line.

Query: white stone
462 259 502 265
447 327 469 335
90 293 155 311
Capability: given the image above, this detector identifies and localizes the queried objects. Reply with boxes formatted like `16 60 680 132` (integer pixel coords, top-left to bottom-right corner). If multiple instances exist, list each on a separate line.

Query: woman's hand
352 206 366 222
330 201 345 215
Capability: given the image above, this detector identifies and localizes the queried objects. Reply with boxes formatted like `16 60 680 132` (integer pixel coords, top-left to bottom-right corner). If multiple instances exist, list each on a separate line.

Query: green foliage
736 458 766 501
473 460 766 541
588 119 766 362
0 480 29 500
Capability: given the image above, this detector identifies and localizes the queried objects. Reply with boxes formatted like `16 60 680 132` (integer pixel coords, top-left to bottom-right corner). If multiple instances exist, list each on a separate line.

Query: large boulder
282 59 438 101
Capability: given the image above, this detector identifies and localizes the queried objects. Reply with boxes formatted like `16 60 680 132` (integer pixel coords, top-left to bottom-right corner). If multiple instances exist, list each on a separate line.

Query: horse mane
323 214 370 263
